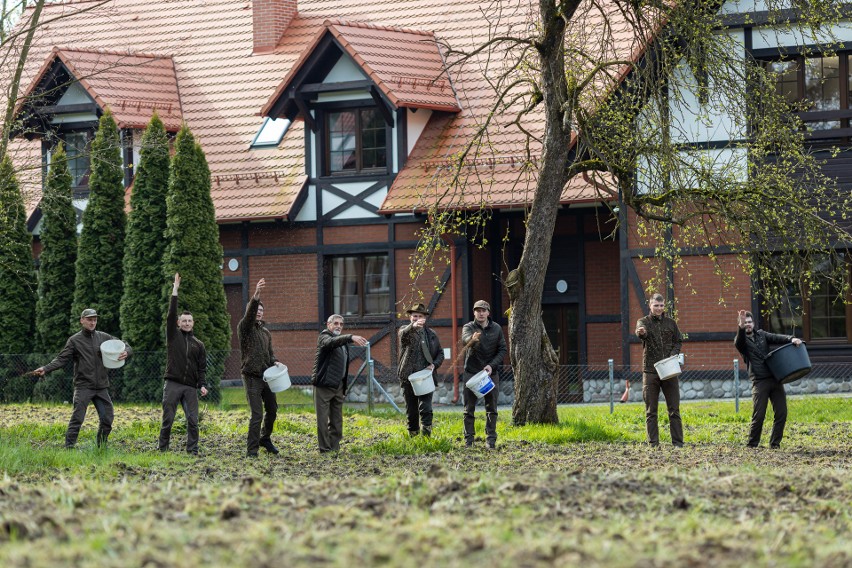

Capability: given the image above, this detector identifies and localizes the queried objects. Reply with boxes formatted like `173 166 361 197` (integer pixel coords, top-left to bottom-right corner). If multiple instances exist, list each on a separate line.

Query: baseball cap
81 308 98 318
473 300 491 311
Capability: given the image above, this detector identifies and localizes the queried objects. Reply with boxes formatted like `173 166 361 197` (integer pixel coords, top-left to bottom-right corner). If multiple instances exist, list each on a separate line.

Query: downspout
447 236 460 403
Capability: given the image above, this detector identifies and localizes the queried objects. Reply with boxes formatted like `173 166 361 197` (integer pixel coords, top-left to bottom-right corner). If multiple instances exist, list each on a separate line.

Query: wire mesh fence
3 349 852 411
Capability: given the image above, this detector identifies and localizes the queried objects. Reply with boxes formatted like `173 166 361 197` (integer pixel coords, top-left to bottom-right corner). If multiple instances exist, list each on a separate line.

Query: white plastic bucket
100 339 126 369
263 364 291 392
407 368 435 396
654 355 681 380
466 370 495 398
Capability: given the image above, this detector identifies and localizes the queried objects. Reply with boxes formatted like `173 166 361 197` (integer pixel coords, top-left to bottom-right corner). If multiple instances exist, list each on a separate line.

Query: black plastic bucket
765 342 811 384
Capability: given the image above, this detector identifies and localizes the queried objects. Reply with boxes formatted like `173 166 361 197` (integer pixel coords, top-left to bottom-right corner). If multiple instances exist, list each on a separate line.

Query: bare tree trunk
509 0 578 425
0 0 46 160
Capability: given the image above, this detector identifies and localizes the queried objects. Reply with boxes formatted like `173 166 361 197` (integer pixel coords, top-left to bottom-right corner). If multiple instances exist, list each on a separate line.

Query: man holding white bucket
635 293 683 447
311 315 368 453
735 310 801 449
238 279 281 457
398 303 445 437
461 300 507 449
159 273 208 455
32 308 131 448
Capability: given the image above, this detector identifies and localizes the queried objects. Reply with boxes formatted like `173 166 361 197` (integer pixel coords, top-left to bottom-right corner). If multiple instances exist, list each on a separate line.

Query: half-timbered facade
10 0 852 399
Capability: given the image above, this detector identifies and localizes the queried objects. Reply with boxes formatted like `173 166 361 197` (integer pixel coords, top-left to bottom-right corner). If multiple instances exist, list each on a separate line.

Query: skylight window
250 117 290 148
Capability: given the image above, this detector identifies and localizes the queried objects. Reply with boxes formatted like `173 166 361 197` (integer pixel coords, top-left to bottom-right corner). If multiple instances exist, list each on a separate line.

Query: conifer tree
162 125 230 402
119 114 170 401
36 142 78 353
72 109 125 335
0 154 37 402
0 154 37 354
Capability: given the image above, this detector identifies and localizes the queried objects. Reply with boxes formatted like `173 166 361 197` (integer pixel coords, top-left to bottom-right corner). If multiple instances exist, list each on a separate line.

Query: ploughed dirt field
1 403 852 567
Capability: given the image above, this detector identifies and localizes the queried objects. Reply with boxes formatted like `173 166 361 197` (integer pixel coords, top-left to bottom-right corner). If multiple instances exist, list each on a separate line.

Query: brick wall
323 224 387 245
252 0 296 53
585 240 619 315
248 253 317 324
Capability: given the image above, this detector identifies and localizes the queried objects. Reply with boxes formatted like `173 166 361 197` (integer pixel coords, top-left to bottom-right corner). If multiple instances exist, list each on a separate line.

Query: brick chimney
253 0 296 53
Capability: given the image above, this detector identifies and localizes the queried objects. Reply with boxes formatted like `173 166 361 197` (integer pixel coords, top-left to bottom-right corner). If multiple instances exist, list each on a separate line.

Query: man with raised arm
159 273 208 455
238 278 283 457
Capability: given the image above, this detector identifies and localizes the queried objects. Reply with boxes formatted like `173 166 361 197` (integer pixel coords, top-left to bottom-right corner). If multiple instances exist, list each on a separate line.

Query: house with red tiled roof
9 0 852 399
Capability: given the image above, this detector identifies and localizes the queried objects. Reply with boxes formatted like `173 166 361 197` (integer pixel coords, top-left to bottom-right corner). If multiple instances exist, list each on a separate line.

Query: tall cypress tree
121 113 169 349
0 154 37 353
119 114 170 402
0 154 37 402
36 142 78 353
162 125 230 402
72 109 125 336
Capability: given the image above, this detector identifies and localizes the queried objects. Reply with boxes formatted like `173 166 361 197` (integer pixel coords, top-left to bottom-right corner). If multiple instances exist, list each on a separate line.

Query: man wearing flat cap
461 300 507 449
33 308 131 448
398 303 445 437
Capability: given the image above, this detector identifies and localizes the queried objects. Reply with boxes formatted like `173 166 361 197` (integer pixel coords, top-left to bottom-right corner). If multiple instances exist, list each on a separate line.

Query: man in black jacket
461 300 507 449
636 292 683 447
311 314 367 453
33 308 131 448
238 278 284 457
735 309 802 448
159 273 208 455
398 303 445 437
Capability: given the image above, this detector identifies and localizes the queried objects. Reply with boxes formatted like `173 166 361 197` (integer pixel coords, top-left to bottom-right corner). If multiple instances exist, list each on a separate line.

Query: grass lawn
1 396 851 567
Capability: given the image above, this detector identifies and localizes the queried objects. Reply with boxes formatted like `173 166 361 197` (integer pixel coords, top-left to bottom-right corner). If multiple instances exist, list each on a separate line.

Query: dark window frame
764 254 852 344
318 103 390 177
326 253 391 320
54 129 93 190
756 50 852 143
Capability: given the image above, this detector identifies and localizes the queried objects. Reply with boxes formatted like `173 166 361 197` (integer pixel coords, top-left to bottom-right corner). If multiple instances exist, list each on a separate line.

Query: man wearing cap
32 308 131 448
159 273 208 455
635 292 683 447
735 309 801 449
238 278 283 457
311 314 368 453
398 303 445 437
461 300 507 449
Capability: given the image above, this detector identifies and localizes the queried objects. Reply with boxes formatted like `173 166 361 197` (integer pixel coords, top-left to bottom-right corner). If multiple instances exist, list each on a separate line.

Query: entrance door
542 304 581 403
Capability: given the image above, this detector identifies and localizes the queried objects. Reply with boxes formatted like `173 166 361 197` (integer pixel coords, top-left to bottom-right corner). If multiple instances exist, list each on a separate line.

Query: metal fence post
733 359 739 414
609 359 614 414
366 342 374 415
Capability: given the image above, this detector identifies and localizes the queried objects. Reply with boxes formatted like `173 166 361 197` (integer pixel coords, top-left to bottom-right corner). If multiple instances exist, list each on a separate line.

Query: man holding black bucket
398 303 445 437
461 300 507 450
32 309 131 449
635 293 683 447
735 310 801 449
159 273 208 455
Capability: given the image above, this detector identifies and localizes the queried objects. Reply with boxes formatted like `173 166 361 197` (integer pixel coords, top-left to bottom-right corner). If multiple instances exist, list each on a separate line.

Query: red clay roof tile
262 19 459 117
10 0 648 221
